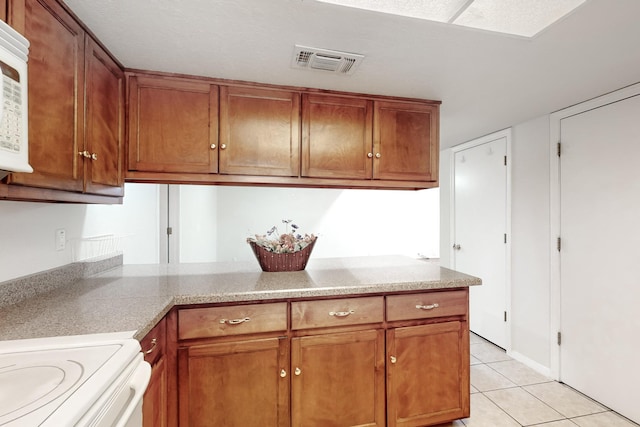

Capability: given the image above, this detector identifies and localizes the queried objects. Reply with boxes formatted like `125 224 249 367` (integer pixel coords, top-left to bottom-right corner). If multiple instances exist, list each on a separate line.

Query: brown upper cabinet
4 0 440 198
4 0 124 202
126 74 440 189
83 37 125 196
302 94 439 183
373 100 439 182
127 75 219 174
302 93 373 180
219 85 300 177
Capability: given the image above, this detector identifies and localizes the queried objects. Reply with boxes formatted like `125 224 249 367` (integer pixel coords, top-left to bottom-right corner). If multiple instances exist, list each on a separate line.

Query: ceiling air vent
292 45 364 75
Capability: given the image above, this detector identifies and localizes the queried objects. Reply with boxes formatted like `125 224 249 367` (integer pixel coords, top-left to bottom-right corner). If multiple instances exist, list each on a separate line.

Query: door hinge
504 311 507 322
557 331 562 345
504 233 507 244
557 237 561 252
167 227 173 236
504 155 507 166
557 142 561 157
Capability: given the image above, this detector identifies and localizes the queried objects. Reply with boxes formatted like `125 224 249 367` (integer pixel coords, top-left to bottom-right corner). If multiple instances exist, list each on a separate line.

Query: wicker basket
248 239 317 272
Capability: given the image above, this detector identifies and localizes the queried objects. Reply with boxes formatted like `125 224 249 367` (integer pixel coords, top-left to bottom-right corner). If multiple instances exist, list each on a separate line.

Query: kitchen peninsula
0 255 480 427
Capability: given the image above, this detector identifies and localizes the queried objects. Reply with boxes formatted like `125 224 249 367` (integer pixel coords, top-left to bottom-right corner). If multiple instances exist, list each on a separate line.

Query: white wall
179 185 218 262
439 150 452 268
510 116 551 370
211 186 440 262
0 183 160 282
440 117 550 371
441 116 552 372
1 180 440 283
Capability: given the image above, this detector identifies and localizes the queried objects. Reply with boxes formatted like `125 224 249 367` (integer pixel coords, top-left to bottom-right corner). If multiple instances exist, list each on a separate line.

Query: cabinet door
373 101 439 182
84 37 124 196
301 94 373 179
128 75 218 173
142 318 167 427
9 0 85 191
143 355 167 427
220 86 300 176
386 321 470 427
178 337 290 427
291 329 385 427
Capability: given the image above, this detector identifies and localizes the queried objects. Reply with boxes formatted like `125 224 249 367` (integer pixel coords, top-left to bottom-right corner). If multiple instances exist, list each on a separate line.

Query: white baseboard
507 350 554 379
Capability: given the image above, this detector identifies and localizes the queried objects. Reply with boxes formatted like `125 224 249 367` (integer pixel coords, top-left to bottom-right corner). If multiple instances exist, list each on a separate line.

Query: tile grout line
470 333 640 427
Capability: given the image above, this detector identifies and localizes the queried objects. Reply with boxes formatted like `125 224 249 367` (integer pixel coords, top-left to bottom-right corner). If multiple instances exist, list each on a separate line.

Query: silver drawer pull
144 338 157 355
416 303 439 310
329 310 355 317
220 317 251 325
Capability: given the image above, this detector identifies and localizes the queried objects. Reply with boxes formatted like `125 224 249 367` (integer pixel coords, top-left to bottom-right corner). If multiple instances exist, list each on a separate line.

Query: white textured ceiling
63 0 640 149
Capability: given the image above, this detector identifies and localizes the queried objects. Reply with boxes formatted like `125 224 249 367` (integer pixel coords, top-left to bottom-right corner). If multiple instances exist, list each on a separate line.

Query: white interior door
453 132 509 349
559 94 640 423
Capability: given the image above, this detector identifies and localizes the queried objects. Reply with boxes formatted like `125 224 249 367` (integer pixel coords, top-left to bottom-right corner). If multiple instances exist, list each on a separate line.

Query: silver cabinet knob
210 144 216 149
375 153 381 158
452 244 461 250
220 144 227 150
367 152 373 158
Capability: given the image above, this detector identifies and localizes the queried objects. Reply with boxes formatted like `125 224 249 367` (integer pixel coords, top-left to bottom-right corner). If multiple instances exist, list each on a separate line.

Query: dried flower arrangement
246 219 317 253
247 220 317 272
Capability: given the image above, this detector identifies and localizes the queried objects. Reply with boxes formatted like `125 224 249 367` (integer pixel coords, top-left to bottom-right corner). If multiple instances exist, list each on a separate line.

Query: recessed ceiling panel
315 0 587 37
315 0 470 22
453 0 587 37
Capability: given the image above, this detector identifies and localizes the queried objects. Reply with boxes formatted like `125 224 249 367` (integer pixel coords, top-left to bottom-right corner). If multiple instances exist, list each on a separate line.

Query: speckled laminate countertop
0 256 480 342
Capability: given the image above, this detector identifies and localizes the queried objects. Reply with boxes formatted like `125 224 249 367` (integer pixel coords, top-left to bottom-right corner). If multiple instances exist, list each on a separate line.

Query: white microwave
0 19 30 179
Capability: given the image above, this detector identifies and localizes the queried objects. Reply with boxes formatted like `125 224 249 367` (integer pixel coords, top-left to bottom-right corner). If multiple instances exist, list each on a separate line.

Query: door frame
449 128 512 351
159 184 181 264
549 82 640 380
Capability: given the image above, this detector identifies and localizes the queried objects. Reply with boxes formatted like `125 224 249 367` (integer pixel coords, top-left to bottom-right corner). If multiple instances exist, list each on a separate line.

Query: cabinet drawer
292 296 383 330
386 290 467 322
141 317 166 365
178 302 288 340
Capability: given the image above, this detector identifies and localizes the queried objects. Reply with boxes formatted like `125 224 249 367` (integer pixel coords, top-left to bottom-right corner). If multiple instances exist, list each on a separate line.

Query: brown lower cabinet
291 329 386 427
142 317 168 427
178 337 290 426
387 322 470 427
156 289 469 427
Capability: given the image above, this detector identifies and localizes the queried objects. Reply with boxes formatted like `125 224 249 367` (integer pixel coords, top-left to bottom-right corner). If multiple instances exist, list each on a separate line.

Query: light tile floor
435 334 639 427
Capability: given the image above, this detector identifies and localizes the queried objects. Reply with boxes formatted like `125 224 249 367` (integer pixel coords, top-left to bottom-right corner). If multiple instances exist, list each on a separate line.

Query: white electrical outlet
55 229 66 251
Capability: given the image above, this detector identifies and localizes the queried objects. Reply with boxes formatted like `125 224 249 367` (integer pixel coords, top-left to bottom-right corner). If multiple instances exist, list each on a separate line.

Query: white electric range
0 332 150 427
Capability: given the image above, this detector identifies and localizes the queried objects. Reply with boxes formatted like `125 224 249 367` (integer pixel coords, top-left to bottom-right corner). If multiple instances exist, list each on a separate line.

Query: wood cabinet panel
374 101 438 182
3 0 125 202
128 75 218 173
178 302 287 340
9 0 84 192
302 94 373 179
291 329 385 427
178 337 290 427
84 37 124 196
387 321 470 427
142 318 167 427
386 290 468 322
172 287 468 426
220 85 300 176
141 317 166 366
291 296 383 330
143 353 167 427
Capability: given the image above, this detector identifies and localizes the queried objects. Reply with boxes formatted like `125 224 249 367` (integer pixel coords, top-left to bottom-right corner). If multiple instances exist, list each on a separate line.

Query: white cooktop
0 332 140 426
